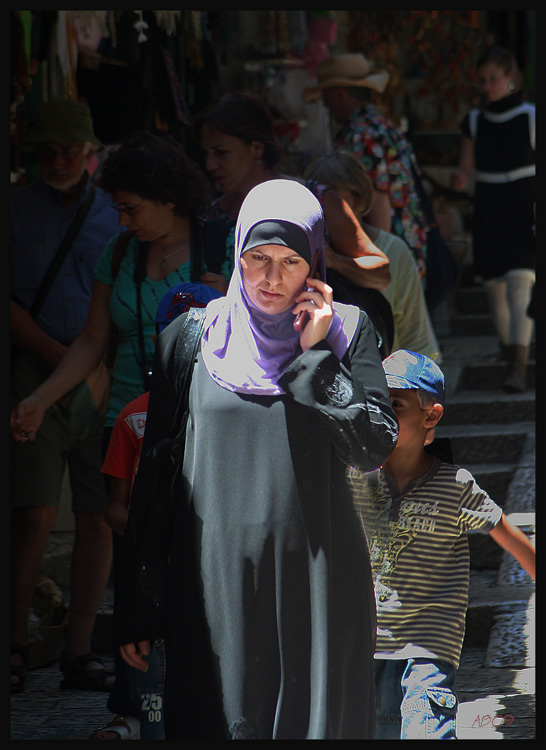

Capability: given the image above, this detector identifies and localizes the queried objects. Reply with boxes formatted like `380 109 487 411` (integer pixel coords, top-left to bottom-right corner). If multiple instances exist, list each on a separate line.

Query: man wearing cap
10 100 120 693
349 349 535 739
304 53 427 277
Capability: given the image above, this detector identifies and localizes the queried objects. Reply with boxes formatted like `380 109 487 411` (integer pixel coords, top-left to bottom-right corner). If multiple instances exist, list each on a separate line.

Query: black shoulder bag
119 308 207 635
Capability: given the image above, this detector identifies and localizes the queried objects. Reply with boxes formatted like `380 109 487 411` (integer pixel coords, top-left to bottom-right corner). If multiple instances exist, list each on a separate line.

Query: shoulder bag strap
30 184 96 319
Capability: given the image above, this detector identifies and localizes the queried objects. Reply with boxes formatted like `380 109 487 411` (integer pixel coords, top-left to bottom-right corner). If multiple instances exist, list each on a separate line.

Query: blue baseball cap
382 349 445 404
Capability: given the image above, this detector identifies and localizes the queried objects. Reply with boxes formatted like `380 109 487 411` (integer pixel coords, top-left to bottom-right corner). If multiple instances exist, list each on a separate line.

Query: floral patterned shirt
334 105 427 272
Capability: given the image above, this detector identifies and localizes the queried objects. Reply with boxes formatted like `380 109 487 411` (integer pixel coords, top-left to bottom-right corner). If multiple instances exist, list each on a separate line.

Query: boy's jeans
128 639 166 740
375 657 457 739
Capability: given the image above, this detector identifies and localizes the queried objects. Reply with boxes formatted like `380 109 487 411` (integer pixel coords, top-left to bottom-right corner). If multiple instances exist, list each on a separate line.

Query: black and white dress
461 93 535 280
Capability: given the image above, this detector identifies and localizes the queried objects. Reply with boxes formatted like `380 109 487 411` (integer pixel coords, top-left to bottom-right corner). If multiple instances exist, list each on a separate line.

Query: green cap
25 100 103 147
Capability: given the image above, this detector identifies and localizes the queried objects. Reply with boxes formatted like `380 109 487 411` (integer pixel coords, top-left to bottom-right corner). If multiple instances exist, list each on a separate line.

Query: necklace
158 244 186 272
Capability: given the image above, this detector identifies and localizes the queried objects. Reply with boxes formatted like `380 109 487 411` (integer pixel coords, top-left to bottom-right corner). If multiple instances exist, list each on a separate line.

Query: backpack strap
111 231 131 279
170 307 207 434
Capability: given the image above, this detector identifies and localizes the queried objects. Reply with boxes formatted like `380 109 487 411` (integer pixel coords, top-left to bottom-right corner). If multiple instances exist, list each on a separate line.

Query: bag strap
30 184 96 319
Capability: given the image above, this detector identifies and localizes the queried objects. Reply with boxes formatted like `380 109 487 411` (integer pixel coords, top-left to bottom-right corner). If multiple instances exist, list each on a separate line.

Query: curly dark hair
99 131 212 217
192 91 283 169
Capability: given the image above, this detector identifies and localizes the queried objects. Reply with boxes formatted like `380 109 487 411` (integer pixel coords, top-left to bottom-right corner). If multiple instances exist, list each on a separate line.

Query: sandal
60 651 115 692
10 643 29 695
90 715 141 740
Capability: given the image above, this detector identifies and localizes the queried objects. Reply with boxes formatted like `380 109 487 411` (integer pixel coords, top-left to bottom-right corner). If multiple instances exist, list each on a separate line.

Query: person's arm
321 190 391 291
105 477 132 536
382 235 439 360
489 513 535 580
451 136 474 191
199 271 229 296
279 311 399 472
10 279 113 441
11 299 68 371
365 190 391 232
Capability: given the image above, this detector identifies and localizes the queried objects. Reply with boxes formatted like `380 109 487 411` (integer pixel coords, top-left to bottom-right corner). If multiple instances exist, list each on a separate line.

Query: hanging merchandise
48 10 78 100
132 11 149 43
299 12 338 73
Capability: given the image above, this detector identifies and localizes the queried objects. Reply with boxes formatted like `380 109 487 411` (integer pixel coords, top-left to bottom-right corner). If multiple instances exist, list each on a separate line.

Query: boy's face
388 388 442 449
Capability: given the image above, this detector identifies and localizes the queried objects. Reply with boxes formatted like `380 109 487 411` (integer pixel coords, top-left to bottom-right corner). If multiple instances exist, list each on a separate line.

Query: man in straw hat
10 99 120 694
304 53 427 277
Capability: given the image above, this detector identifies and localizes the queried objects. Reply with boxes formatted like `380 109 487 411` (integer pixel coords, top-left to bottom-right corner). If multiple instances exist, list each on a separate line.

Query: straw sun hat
303 53 390 103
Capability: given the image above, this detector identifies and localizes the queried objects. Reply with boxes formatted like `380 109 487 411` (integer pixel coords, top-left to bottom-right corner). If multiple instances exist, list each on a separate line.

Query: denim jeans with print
375 658 457 739
128 639 166 740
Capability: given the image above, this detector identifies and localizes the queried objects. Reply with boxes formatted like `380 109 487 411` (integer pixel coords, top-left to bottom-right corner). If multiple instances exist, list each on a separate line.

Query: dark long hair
192 91 283 169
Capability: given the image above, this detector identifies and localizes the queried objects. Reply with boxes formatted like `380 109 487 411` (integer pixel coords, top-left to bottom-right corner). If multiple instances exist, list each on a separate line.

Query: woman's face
200 124 264 194
110 190 175 242
240 244 310 315
478 62 514 102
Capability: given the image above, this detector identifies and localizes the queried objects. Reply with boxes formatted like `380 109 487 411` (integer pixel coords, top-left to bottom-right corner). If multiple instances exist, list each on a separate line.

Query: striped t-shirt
349 458 502 667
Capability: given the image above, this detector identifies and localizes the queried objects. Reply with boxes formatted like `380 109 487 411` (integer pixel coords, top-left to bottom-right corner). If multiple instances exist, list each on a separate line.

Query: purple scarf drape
201 179 360 395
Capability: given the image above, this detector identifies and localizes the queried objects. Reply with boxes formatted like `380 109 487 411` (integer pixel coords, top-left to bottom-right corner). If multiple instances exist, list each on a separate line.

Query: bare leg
484 277 510 347
64 511 114 687
10 506 58 689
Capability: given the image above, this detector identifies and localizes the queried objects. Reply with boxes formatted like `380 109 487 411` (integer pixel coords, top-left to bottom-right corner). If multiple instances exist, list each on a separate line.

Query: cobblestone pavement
10 655 116 741
10 647 535 740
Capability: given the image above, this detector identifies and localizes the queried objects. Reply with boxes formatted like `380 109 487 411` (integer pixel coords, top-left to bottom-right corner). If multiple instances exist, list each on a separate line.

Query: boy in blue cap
350 349 535 739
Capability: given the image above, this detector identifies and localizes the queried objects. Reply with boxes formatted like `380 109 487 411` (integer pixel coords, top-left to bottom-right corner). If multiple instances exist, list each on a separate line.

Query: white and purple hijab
201 179 360 395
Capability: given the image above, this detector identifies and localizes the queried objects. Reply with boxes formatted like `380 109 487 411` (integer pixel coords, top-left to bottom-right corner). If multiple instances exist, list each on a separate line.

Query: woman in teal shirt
11 131 229 438
11 131 231 740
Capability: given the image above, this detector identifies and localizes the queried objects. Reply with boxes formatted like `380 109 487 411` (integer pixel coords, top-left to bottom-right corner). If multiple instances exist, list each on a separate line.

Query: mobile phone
293 253 319 332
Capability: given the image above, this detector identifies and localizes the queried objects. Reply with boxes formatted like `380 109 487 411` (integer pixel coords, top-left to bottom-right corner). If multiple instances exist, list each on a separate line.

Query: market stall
11 10 534 190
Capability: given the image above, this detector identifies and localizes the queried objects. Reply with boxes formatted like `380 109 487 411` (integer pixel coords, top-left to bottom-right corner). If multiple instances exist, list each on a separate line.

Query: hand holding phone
293 254 319 332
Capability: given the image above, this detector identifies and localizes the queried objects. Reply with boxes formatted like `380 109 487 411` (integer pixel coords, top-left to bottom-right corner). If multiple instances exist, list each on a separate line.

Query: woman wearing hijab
116 180 398 740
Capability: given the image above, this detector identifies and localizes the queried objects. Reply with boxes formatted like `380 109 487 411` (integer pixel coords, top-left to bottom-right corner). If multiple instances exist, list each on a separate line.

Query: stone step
441 390 535 426
436 422 534 465
447 313 496 337
456 646 536 739
466 464 516 510
438 334 503 364
452 285 490 315
458 360 535 391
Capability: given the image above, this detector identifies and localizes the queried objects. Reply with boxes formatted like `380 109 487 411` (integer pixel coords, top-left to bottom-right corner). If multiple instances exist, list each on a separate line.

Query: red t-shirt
101 391 149 497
